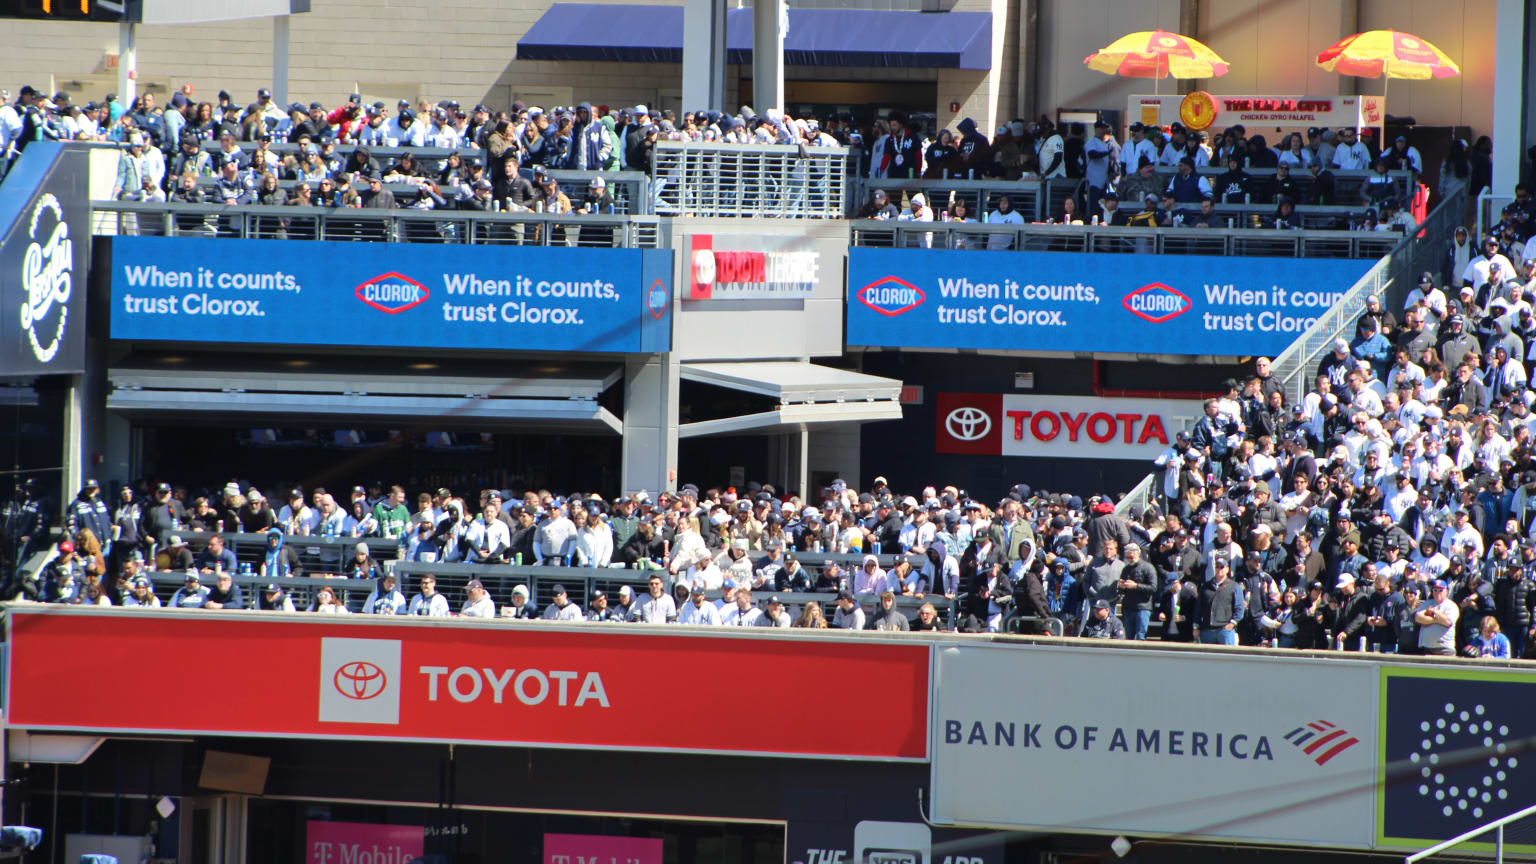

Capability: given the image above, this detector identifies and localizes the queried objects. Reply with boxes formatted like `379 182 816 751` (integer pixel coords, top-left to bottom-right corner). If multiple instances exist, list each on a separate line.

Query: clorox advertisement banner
108 236 673 353
847 248 1373 356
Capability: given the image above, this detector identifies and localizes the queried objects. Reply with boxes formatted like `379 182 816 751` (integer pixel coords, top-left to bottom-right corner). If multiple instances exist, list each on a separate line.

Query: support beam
682 0 727 112
116 22 137 107
1015 0 1036 122
1177 0 1199 95
61 374 84 523
1492 0 1525 195
273 15 291 107
622 354 680 494
752 0 784 115
1338 0 1359 96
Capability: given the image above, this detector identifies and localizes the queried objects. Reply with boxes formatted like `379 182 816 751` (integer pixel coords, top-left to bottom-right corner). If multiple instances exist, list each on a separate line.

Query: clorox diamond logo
1122 283 1191 323
355 272 428 314
646 278 669 320
859 276 925 316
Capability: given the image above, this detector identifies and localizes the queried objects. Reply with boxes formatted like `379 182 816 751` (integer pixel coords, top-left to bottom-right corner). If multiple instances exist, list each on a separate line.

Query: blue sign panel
1379 667 1536 851
847 248 1375 356
110 236 672 353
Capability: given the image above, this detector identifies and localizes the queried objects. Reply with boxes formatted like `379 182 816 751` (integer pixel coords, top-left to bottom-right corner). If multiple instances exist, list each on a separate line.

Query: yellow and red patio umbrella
1084 30 1230 80
1316 29 1461 80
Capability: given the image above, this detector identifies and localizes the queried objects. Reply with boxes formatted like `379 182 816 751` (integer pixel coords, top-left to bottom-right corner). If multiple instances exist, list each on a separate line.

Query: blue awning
516 4 992 69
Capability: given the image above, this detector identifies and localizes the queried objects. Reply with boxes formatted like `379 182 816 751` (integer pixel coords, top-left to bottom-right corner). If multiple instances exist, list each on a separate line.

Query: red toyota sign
5 608 929 761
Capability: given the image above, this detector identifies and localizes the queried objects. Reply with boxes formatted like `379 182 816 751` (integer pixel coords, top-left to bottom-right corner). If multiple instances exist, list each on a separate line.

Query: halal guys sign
936 393 1201 460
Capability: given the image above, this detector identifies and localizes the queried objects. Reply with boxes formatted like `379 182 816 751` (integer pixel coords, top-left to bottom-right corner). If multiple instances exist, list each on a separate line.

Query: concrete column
682 0 727 113
1492 0 1525 195
116 22 137 106
61 374 84 521
752 0 784 114
273 15 291 107
1177 0 1199 96
793 426 808 500
1016 0 1037 121
1337 1 1359 96
622 354 680 494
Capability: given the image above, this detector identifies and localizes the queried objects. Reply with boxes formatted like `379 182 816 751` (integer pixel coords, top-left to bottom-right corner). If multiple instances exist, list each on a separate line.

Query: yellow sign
1179 91 1218 131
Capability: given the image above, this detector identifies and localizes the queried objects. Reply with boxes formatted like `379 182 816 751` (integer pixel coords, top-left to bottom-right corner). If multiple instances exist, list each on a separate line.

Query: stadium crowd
0 84 848 206
858 115 1478 232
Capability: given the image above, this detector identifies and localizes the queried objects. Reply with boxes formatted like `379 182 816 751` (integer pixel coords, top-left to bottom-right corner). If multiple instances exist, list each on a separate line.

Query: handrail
1270 186 1466 405
848 219 1400 258
651 141 848 218
1114 473 1157 520
1403 800 1536 863
89 199 661 248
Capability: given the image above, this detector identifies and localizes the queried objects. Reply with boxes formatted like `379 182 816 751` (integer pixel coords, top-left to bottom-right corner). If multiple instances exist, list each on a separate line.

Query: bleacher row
131 531 956 621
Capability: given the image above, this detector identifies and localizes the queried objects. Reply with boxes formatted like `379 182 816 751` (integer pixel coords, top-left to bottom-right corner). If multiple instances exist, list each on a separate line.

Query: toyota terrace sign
688 233 820 300
935 393 1201 461
846 248 1372 356
4 608 929 761
930 644 1380 848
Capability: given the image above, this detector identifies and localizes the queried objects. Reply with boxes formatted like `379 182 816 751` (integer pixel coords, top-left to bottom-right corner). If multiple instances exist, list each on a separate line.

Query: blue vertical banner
110 236 672 353
847 247 1374 356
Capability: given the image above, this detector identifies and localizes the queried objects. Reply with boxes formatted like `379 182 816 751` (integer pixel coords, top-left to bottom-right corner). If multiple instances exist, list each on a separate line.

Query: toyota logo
334 660 388 700
945 407 992 441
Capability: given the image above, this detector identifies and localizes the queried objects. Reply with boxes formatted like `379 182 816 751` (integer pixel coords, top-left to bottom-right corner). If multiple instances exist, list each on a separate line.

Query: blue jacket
67 495 111 546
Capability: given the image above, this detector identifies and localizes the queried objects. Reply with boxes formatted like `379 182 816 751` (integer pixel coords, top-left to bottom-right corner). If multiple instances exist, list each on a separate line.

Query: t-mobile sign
306 821 424 864
543 833 664 864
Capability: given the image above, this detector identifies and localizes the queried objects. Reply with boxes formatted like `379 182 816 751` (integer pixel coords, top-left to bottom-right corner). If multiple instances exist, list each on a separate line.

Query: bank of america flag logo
1381 670 1536 845
1283 720 1360 766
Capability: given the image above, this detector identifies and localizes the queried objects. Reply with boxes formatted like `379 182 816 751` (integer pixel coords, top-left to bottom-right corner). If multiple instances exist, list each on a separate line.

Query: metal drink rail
651 141 849 218
849 219 1400 258
89 200 660 248
855 168 1413 221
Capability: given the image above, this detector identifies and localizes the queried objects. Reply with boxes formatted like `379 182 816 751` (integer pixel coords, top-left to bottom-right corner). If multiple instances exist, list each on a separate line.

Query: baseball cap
264 583 282 593
551 583 568 596
58 540 74 553
466 579 485 591
1093 598 1111 610
837 590 855 602
591 590 606 602
169 535 184 546
1335 574 1356 588
1431 579 1448 589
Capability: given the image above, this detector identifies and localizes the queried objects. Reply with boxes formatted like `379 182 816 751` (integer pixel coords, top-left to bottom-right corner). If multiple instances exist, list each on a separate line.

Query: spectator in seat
832 591 865 630
793 601 829 628
407 574 450 617
1466 615 1511 658
310 584 349 614
158 535 194 572
1195 558 1243 645
195 535 237 576
260 583 296 612
1415 580 1459 656
867 590 910 631
124 575 160 607
203 570 244 610
259 527 302 579
630 573 677 624
363 573 406 615
460 579 495 618
170 571 209 608
541 583 584 621
1081 598 1126 639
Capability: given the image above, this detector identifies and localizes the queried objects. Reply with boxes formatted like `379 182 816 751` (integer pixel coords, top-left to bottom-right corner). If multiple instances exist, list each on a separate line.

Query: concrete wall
1034 0 1183 119
0 0 1499 142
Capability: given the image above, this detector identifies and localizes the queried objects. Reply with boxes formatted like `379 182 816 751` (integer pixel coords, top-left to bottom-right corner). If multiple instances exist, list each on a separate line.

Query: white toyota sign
934 393 1202 460
930 644 1379 849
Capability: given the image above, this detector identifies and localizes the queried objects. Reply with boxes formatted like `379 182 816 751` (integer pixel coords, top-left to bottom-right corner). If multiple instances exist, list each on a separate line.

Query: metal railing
1271 186 1467 405
1404 800 1536 864
89 200 661 248
1477 188 1514 241
856 168 1413 221
177 168 651 215
848 220 1400 259
651 141 848 218
1111 186 1467 519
